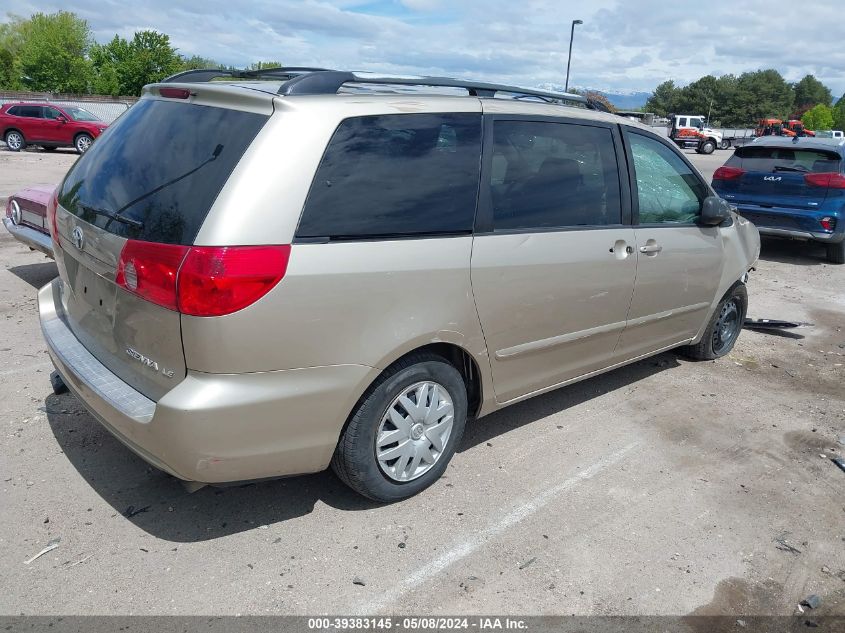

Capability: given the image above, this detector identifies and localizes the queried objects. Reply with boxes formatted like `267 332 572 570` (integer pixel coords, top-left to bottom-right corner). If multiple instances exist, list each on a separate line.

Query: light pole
564 19 583 93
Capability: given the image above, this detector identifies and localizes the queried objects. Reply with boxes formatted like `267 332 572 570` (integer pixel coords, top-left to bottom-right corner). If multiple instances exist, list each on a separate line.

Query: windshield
64 107 101 122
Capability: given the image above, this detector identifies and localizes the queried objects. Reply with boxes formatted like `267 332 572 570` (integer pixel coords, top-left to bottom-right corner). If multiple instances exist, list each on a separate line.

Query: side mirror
700 196 733 226
56 115 67 123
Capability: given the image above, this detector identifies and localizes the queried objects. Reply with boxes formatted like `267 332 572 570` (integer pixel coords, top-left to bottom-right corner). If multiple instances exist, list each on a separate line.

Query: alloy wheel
6 132 23 150
76 135 92 153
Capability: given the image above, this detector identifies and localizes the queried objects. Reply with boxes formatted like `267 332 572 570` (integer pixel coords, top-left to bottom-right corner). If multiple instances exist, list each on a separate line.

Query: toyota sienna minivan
39 68 760 501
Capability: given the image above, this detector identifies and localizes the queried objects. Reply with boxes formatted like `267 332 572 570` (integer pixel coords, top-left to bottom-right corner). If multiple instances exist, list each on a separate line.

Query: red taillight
820 217 836 231
713 166 746 181
159 88 191 99
178 245 291 317
115 241 290 316
116 240 189 310
805 172 845 189
46 188 61 251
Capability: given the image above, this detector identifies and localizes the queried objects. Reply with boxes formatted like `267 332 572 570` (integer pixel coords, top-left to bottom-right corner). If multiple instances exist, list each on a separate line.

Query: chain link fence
0 91 138 123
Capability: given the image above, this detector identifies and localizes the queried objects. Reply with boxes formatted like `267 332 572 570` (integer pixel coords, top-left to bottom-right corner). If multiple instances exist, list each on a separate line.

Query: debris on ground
801 595 822 609
774 533 802 554
519 556 537 570
24 537 60 564
123 505 150 518
743 318 811 332
67 554 92 567
831 457 845 474
352 576 366 586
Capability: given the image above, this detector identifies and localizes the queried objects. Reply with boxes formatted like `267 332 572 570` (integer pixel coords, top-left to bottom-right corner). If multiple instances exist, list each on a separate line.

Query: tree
16 12 92 93
832 94 845 131
584 91 615 113
90 30 182 96
645 80 680 116
0 16 26 89
802 104 834 131
180 54 220 71
793 74 832 109
248 61 283 70
729 69 794 125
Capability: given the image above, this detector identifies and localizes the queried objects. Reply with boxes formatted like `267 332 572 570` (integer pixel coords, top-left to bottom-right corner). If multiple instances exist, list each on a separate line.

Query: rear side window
489 120 622 230
730 146 841 173
296 114 481 239
59 99 268 245
14 105 43 118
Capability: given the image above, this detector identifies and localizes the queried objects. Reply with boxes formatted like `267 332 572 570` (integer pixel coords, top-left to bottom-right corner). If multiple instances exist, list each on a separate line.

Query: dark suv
0 103 108 154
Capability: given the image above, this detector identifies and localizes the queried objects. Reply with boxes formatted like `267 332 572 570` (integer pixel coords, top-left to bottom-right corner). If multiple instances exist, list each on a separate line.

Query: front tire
826 240 845 264
699 140 716 155
74 133 93 154
4 130 25 152
331 353 467 502
680 283 747 360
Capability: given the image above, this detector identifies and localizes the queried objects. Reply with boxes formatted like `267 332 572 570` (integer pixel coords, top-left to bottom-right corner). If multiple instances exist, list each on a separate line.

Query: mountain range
537 83 652 110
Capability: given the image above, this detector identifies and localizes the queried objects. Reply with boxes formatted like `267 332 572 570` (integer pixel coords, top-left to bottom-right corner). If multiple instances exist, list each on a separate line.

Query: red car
3 184 55 257
0 103 108 154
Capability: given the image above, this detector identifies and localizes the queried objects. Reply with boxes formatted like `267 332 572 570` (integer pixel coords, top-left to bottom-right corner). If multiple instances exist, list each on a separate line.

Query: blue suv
712 137 845 263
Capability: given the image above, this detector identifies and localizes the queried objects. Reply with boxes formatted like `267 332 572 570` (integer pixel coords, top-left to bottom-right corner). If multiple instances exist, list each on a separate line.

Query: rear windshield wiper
80 205 144 229
103 144 225 231
773 165 809 173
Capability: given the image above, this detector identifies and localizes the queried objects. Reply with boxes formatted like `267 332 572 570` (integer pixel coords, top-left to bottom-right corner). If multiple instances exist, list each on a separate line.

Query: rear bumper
732 205 843 243
3 217 54 257
755 226 843 243
39 278 375 483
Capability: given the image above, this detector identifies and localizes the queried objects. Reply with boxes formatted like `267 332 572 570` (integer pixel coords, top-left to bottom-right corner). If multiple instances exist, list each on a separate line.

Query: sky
3 0 844 97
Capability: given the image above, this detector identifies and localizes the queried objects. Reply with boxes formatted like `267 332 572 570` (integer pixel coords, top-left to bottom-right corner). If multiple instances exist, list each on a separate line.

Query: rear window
296 113 481 240
730 146 842 173
58 99 268 245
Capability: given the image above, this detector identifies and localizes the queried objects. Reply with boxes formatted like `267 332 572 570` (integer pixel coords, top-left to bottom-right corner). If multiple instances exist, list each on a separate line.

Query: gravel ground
0 146 843 617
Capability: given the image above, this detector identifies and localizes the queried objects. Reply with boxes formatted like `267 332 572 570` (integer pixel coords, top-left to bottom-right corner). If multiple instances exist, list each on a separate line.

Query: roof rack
162 66 331 84
162 67 612 113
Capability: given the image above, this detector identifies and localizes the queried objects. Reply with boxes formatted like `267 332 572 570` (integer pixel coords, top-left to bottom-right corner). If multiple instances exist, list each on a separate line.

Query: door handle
639 244 663 254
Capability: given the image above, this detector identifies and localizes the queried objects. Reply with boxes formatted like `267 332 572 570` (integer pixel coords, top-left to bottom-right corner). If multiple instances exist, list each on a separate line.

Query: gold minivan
39 69 760 501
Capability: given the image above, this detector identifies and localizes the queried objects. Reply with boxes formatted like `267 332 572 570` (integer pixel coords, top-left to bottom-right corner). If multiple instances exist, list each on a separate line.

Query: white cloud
2 0 843 96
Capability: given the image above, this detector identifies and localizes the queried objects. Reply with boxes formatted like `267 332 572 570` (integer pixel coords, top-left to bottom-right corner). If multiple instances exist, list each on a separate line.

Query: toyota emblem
72 226 85 250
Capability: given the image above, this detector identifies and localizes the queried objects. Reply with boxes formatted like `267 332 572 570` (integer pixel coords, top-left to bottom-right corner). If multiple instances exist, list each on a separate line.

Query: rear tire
4 130 25 152
331 353 467 502
719 140 730 150
826 240 845 264
680 283 747 360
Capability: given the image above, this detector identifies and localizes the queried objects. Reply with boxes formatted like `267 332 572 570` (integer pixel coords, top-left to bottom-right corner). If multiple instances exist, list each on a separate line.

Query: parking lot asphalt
1 147 844 616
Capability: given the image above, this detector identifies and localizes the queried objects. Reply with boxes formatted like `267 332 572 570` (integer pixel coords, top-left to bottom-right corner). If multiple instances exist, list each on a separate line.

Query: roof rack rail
162 67 613 113
278 70 590 105
162 66 330 84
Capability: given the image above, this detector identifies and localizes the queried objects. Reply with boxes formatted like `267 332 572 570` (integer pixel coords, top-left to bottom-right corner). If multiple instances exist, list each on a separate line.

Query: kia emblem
72 226 85 250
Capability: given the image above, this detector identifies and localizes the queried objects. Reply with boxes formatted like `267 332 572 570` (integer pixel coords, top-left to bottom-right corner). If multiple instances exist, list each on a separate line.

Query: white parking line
357 441 640 614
